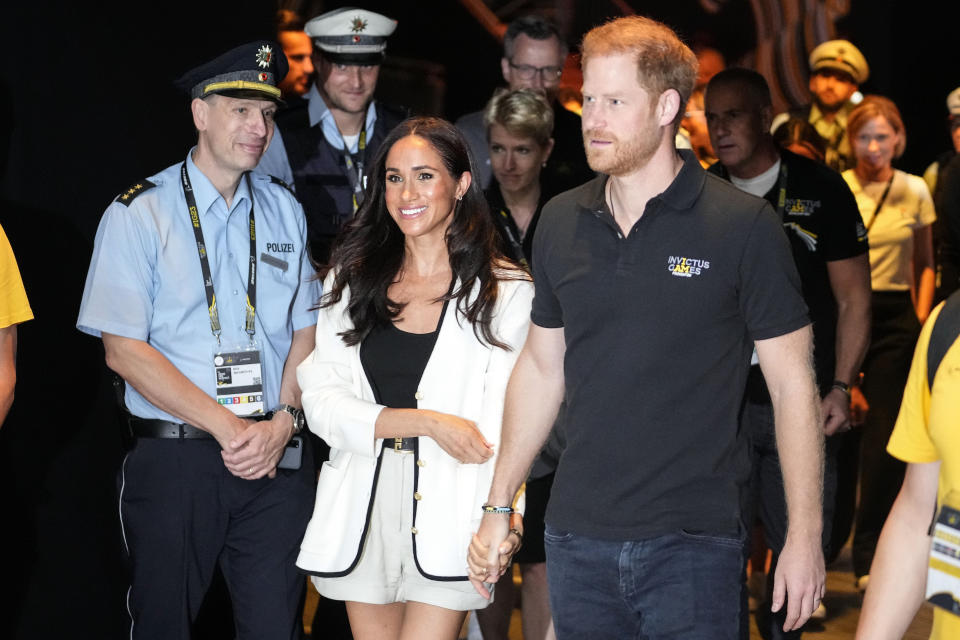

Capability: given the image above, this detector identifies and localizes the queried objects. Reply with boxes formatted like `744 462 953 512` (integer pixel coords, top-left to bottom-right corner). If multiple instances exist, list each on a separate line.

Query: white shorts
311 448 490 611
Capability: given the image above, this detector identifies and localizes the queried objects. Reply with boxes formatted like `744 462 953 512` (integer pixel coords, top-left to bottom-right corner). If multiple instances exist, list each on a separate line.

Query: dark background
0 1 956 637
2 0 957 240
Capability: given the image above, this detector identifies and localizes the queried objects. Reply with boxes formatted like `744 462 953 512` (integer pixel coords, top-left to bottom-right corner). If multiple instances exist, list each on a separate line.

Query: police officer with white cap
258 7 407 264
772 39 870 172
923 87 960 199
77 41 320 639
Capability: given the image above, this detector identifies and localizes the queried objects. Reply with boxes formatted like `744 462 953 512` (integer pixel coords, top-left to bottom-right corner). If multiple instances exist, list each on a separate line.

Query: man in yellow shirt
856 292 960 639
0 223 33 426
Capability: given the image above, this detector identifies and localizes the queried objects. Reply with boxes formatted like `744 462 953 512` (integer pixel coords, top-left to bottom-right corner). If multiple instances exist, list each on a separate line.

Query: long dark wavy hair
321 116 520 349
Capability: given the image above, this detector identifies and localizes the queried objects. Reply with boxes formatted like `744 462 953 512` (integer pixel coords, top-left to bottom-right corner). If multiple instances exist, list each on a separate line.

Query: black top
710 149 869 390
532 149 810 540
360 299 449 409
484 182 548 269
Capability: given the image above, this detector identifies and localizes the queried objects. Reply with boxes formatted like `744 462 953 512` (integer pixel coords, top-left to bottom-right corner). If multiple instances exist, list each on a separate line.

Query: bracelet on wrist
481 504 514 514
509 527 524 549
831 380 851 397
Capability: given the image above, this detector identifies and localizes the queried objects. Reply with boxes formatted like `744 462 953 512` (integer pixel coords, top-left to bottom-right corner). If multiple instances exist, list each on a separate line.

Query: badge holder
214 341 265 417
926 490 960 617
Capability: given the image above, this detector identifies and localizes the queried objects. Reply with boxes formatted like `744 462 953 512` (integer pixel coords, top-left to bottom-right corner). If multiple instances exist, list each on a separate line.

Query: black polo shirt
710 150 869 390
532 149 809 540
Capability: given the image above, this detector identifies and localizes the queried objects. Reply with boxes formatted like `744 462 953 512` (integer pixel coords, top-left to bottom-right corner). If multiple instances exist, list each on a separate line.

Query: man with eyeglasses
456 15 593 196
258 7 407 265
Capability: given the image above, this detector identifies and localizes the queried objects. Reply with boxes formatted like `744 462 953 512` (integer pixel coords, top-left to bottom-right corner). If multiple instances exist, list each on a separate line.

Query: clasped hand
467 513 523 599
219 413 293 480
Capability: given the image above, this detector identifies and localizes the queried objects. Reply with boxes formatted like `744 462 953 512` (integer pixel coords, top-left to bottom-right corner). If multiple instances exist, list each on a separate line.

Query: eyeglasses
508 61 563 81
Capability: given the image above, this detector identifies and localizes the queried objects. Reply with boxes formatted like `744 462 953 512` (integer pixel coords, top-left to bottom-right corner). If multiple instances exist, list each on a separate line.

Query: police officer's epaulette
114 179 157 206
269 175 296 196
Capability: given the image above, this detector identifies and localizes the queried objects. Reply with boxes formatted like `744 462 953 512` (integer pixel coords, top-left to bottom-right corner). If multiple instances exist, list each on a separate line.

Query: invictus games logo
785 198 821 216
667 255 711 278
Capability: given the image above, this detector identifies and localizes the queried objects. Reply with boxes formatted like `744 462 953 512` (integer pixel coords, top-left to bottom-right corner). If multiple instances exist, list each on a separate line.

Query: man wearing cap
455 15 593 196
773 40 870 173
77 41 319 639
924 88 960 202
258 7 406 265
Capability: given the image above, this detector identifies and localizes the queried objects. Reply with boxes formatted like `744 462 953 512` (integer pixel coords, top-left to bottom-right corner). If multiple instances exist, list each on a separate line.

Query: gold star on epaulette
115 178 157 207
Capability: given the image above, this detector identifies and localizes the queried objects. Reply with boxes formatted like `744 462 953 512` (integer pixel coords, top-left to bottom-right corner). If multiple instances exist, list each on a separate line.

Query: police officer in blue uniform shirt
258 7 407 265
77 41 320 640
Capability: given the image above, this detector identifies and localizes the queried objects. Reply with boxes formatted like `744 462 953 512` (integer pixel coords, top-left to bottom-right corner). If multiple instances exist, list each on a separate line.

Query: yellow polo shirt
0 224 32 329
888 299 960 640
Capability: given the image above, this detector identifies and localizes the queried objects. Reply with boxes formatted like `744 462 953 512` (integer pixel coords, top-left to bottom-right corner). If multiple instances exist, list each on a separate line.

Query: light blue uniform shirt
257 82 379 188
77 150 321 421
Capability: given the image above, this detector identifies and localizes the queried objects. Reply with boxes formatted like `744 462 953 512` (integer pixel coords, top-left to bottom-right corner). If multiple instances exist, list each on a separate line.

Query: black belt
383 437 417 452
129 417 213 439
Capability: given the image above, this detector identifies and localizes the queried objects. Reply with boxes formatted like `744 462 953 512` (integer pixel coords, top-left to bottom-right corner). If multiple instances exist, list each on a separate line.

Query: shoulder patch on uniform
269 174 296 195
114 179 157 206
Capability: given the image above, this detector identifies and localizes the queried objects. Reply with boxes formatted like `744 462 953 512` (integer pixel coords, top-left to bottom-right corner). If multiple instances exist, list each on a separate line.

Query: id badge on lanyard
182 163 264 417
926 491 960 616
214 342 264 416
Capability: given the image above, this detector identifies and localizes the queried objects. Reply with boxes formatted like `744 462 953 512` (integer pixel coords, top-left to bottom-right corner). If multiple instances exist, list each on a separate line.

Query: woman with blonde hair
841 95 936 590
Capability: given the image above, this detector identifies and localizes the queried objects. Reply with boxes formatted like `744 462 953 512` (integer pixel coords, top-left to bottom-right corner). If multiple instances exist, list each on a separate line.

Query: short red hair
580 16 698 127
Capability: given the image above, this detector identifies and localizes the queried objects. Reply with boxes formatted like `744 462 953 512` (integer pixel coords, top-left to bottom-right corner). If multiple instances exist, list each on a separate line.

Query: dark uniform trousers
119 437 315 640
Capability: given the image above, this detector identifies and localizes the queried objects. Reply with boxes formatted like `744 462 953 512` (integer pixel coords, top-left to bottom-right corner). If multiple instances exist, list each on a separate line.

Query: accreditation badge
213 342 265 417
926 491 960 617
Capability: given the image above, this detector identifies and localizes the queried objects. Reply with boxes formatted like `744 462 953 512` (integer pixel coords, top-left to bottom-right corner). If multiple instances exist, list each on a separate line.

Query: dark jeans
544 524 744 639
119 437 316 640
852 291 919 577
739 378 838 640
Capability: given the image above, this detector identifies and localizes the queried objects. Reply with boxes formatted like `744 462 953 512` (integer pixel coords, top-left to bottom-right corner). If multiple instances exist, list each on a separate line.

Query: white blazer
296 271 533 579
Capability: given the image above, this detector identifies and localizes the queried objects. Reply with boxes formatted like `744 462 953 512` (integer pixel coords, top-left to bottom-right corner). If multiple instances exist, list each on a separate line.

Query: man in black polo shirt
706 68 871 639
469 16 826 639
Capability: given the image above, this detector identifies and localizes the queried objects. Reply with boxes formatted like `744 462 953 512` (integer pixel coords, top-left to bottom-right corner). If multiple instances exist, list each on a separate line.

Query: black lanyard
340 124 367 213
864 173 896 232
496 207 530 270
180 162 257 344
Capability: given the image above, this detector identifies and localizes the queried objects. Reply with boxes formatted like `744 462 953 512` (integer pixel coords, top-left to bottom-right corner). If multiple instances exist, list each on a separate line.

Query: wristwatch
275 404 305 434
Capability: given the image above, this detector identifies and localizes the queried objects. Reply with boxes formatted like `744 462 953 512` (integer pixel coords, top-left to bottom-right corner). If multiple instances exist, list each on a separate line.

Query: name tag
927 493 960 617
214 344 264 417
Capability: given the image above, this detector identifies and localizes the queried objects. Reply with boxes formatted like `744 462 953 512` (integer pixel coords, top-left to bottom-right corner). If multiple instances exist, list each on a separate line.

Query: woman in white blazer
296 117 532 640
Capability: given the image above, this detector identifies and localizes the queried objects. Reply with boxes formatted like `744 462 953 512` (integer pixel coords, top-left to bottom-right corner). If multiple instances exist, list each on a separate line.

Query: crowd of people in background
2 5 960 640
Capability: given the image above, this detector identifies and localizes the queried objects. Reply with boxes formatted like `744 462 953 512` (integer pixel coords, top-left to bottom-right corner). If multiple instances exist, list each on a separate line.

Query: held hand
211 414 253 454
821 389 852 436
424 411 493 464
771 531 826 632
221 412 294 480
849 385 869 427
468 512 512 599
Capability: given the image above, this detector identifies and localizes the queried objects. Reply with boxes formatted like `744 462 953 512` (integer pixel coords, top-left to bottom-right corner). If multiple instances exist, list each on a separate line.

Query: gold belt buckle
394 437 403 452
